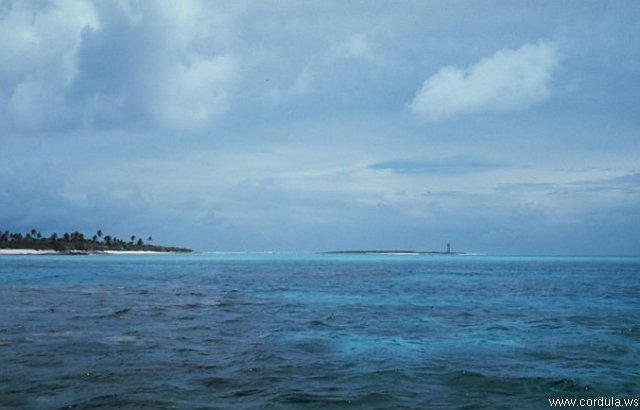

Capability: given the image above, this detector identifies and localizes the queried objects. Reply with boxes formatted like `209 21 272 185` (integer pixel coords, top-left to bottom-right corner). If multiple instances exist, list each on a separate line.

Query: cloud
0 0 236 134
71 0 237 133
331 33 375 61
369 157 502 175
409 41 560 122
0 0 98 130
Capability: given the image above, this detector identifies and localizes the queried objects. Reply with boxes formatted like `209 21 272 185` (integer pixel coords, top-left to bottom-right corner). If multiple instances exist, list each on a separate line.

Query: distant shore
0 249 172 255
1 229 192 254
322 250 466 255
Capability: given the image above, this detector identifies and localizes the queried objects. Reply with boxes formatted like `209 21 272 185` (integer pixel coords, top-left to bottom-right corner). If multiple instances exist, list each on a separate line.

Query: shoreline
0 249 168 255
322 250 467 255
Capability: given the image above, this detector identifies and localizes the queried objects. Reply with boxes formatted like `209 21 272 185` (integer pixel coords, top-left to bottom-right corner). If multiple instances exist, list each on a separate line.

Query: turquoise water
1 253 639 409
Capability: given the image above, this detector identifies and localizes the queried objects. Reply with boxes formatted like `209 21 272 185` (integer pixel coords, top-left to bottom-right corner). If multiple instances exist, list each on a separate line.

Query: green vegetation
0 229 192 253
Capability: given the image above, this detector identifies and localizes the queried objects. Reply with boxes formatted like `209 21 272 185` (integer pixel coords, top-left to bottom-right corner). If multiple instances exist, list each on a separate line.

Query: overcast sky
1 1 639 254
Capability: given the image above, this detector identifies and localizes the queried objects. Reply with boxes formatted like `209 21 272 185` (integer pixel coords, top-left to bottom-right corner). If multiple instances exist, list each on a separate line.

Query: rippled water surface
1 254 639 409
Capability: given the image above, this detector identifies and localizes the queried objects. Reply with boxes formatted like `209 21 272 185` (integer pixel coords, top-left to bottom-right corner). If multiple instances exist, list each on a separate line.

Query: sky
1 0 639 255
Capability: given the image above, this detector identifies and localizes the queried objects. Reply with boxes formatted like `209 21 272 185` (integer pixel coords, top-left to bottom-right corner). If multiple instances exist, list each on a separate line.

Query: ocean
0 253 638 409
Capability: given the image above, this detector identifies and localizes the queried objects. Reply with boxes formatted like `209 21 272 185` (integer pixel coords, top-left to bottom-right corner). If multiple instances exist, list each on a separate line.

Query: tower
447 243 451 254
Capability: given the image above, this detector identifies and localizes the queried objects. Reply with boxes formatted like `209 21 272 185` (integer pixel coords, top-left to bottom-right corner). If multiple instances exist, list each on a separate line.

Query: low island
323 243 466 255
323 250 464 255
0 229 192 255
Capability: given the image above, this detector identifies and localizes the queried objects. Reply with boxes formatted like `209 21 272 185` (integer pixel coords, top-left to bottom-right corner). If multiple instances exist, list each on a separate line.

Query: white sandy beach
0 249 59 255
100 250 165 255
0 249 166 255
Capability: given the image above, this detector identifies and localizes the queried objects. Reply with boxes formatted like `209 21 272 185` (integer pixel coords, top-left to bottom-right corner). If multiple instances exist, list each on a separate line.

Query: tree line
0 229 192 253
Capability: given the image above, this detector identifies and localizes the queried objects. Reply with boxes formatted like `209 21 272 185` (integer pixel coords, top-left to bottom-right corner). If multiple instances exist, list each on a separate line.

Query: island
322 250 465 255
323 243 467 255
0 229 192 254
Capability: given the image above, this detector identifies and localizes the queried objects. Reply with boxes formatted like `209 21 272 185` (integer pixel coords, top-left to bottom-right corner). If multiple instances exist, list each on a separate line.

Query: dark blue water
1 254 639 409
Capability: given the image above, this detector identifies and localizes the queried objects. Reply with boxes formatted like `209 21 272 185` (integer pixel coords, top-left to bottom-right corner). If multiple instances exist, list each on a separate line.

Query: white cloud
0 0 236 134
409 41 560 122
147 54 236 132
332 34 375 61
73 0 238 133
0 0 98 129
